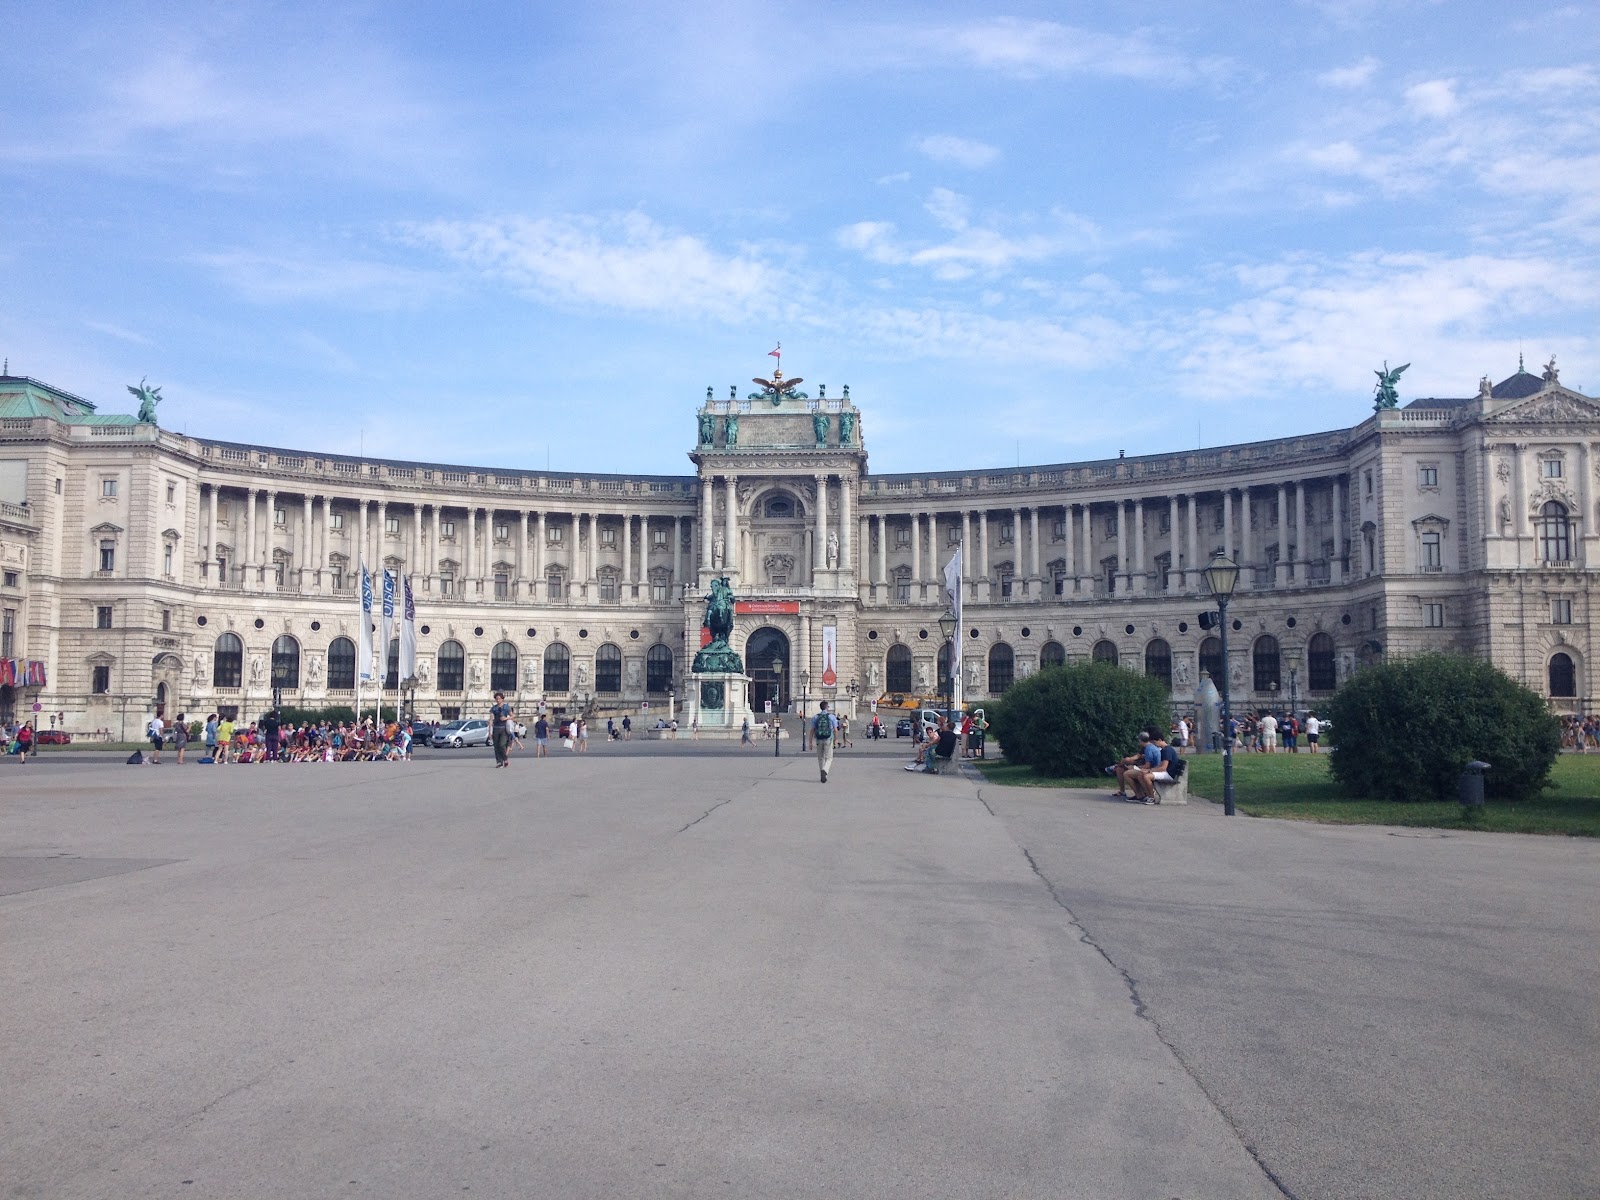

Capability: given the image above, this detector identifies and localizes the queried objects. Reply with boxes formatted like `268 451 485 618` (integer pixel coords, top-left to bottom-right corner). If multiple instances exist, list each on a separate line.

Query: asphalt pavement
2 744 1594 1199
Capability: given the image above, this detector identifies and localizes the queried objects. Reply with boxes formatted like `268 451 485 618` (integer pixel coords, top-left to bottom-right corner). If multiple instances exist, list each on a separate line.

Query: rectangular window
92 664 111 694
441 574 455 596
330 511 345 530
2 570 17 587
1158 511 1171 534
274 508 287 526
651 582 669 602
162 608 171 631
1000 523 1015 544
599 576 618 600
947 525 960 546
894 527 911 547
101 478 118 498
441 520 456 538
386 517 400 535
547 572 564 600
274 561 285 587
1553 598 1574 625
163 543 174 576
494 573 509 599
548 525 564 543
99 542 116 572
96 605 113 629
1424 603 1444 628
1054 572 1065 596
1 608 13 657
1364 470 1374 498
601 527 617 546
1104 514 1118 538
166 481 177 503
330 567 344 590
493 523 509 541
1421 532 1441 569
895 577 910 601
652 528 669 548
217 557 229 585
55 478 63 495
1051 518 1065 541
439 706 460 722
999 573 1013 598
1419 465 1439 488
1543 459 1563 478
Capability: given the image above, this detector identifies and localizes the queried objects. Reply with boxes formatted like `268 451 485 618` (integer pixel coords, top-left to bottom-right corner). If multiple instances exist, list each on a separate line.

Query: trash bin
1459 760 1490 807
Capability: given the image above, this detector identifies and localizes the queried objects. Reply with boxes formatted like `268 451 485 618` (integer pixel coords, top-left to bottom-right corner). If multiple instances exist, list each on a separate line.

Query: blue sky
2 2 1596 474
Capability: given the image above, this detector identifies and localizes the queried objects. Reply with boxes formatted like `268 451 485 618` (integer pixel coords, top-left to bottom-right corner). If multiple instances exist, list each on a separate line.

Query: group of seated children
1109 728 1185 804
206 716 413 763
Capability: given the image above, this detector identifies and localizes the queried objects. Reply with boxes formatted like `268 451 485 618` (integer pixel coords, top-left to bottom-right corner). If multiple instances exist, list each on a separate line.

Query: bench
1154 771 1189 805
930 750 959 775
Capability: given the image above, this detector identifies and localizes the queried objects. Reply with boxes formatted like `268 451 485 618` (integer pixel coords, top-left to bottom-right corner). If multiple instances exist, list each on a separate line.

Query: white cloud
400 213 781 322
1318 57 1379 88
899 17 1214 83
916 134 1000 169
837 204 1104 280
1404 79 1459 119
924 188 971 232
200 251 448 309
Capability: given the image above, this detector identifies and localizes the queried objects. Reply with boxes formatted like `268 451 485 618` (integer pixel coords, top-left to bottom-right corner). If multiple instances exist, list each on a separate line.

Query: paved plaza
3 744 1597 1199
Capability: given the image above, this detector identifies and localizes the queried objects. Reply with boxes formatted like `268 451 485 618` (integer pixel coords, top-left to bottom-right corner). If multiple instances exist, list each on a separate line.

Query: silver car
431 718 491 748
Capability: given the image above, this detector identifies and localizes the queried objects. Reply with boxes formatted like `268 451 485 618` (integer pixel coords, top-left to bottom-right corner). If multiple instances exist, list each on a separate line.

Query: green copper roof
0 375 136 424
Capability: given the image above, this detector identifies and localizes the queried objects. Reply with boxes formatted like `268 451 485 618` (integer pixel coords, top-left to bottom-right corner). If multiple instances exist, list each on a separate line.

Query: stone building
1 356 1596 736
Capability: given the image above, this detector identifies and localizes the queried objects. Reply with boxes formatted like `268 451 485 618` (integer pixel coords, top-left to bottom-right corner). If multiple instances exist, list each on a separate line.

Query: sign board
764 700 773 713
821 625 838 687
32 703 42 712
641 701 649 710
870 700 878 713
735 600 801 615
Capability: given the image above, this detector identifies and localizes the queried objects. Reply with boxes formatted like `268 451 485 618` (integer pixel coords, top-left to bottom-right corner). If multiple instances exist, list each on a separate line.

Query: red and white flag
768 344 781 359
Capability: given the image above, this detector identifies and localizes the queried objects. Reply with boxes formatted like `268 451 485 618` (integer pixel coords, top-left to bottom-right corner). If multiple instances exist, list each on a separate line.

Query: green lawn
978 752 1600 837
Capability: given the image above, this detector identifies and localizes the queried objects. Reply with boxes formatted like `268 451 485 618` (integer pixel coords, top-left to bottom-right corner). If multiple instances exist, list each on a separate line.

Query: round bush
1325 653 1560 802
989 661 1171 778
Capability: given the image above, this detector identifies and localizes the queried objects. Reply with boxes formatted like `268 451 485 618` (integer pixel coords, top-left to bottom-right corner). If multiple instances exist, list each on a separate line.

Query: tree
989 661 1171 778
1325 654 1560 802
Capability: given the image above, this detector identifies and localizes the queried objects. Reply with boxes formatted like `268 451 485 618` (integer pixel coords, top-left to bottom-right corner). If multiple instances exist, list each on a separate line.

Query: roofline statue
1373 361 1409 411
128 377 162 424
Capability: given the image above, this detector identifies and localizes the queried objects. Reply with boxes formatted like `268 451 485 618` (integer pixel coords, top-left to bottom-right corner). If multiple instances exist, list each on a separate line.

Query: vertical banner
399 574 418 683
379 570 396 671
358 564 375 682
943 547 963 713
821 624 838 688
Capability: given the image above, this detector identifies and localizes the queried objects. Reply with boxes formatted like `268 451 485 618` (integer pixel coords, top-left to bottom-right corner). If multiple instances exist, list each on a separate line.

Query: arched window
544 643 570 693
491 642 518 692
1199 637 1223 684
647 644 673 693
213 633 243 688
1144 639 1171 688
886 643 912 693
385 639 399 689
270 635 300 690
1308 633 1336 692
595 643 622 693
438 640 465 692
937 641 952 697
1538 501 1572 563
1253 635 1281 693
988 643 1015 693
1549 652 1577 697
1039 641 1066 669
327 637 356 690
1092 640 1119 666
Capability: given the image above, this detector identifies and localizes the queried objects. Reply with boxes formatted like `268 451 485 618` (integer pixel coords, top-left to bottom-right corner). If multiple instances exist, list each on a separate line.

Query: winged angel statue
1372 361 1410 411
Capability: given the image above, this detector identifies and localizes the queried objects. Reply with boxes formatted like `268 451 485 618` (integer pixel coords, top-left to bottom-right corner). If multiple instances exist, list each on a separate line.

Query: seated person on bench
1129 731 1183 803
923 717 959 772
1112 732 1158 798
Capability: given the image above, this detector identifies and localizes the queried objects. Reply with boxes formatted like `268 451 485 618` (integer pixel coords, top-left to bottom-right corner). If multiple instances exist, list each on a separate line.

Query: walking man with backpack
813 700 837 783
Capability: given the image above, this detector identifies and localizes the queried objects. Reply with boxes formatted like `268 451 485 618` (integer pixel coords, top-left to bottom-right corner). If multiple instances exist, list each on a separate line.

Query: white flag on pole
358 564 375 682
379 569 396 676
943 548 963 711
399 574 418 682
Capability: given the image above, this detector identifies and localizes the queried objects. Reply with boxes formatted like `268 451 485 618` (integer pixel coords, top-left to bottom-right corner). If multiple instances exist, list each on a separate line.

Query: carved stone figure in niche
840 411 856 444
1339 652 1354 682
698 412 714 446
418 658 432 683
576 662 590 687
1497 497 1512 532
712 531 725 569
250 655 264 684
524 659 538 683
625 660 642 689
812 412 829 446
1230 661 1244 689
1173 656 1190 688
471 660 485 686
866 660 880 691
916 661 931 692
966 660 981 689
825 531 839 568
193 654 206 679
307 654 324 683
724 415 738 446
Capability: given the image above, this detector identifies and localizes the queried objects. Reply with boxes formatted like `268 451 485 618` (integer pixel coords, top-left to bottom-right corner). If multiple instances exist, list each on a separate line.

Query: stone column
1187 493 1199 588
858 515 869 582
1029 507 1040 587
534 511 546 591
910 511 922 592
961 511 973 599
317 496 330 588
672 516 683 598
1168 495 1180 592
1329 479 1343 584
239 489 256 590
429 505 442 585
1222 490 1233 561
300 494 313 590
1063 504 1076 594
586 512 599 586
1239 488 1253 589
517 510 529 590
356 498 367 578
840 477 853 576
1273 484 1289 587
207 485 220 587
723 478 738 577
1134 499 1147 594
263 489 278 588
814 475 828 572
875 515 887 592
978 511 989 580
1295 481 1307 587
1114 500 1128 594
700 478 714 570
624 512 635 594
1081 504 1094 595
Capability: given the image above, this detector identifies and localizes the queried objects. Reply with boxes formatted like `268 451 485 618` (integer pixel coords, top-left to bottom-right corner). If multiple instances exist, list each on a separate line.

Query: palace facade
2 358 1597 736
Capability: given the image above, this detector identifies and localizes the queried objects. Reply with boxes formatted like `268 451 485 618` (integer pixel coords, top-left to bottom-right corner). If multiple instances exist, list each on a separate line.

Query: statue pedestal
688 673 751 735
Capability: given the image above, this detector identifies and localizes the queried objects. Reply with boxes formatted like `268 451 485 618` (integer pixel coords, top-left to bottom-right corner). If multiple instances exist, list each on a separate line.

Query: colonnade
198 484 696 602
859 474 1350 602
696 473 853 578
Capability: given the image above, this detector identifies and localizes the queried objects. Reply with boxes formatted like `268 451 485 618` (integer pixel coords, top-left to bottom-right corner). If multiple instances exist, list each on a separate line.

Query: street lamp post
772 661 784 758
1289 667 1299 722
938 610 957 721
1203 553 1241 816
800 671 810 753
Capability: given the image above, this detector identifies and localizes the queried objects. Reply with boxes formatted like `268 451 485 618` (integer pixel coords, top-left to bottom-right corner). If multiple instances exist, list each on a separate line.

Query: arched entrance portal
745 627 791 715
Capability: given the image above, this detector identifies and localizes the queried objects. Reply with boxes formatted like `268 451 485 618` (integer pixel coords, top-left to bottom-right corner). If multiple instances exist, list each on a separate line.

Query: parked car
407 720 440 745
35 730 71 745
431 718 490 748
895 717 913 738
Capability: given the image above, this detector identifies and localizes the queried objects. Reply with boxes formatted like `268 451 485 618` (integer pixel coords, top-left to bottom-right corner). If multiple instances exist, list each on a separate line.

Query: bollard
1459 760 1490 808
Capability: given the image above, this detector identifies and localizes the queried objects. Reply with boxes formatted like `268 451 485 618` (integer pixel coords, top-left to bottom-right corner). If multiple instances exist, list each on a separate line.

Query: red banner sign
735 600 801 615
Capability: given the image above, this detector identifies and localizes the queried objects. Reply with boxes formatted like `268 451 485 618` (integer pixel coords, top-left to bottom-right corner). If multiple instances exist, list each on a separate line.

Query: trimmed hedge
1325 653 1560 802
988 661 1171 778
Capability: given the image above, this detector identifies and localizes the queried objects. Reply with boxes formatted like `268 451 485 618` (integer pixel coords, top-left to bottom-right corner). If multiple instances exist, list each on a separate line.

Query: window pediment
90 522 124 535
1411 513 1451 534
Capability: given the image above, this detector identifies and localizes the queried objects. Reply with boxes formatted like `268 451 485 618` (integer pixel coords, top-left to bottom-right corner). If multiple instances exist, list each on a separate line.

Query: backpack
1168 755 1188 780
813 713 832 739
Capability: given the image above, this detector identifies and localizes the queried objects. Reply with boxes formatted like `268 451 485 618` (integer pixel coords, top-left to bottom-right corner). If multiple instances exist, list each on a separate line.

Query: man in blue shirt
490 691 515 768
